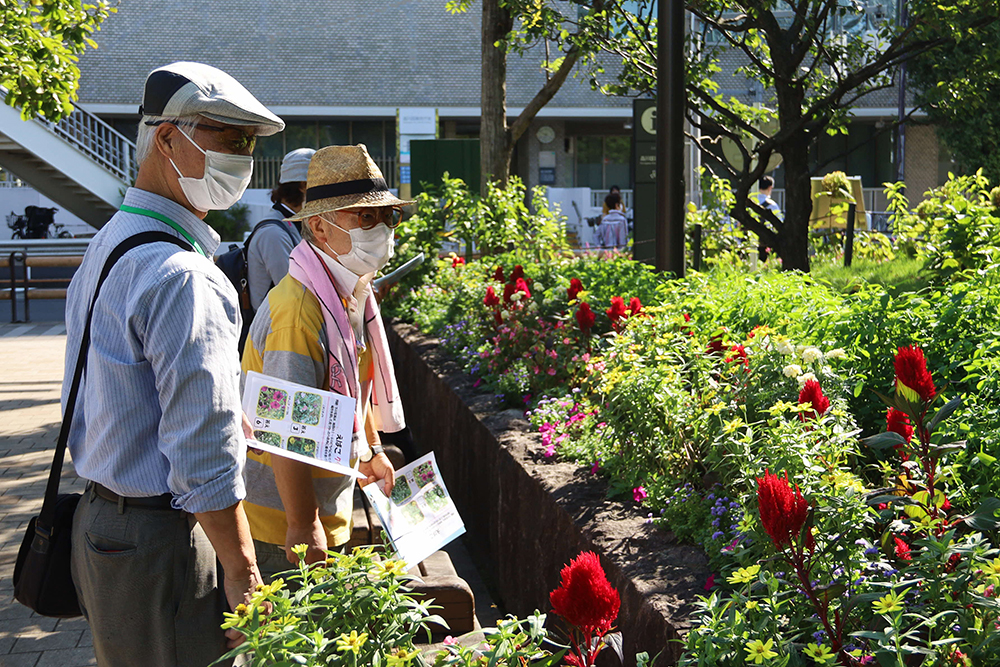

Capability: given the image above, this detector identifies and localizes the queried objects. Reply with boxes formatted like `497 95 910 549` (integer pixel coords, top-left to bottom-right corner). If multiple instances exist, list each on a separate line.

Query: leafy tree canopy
1 0 116 121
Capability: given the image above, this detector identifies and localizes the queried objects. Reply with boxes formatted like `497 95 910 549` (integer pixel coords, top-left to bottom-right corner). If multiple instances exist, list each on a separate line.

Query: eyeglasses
145 119 257 154
340 207 403 230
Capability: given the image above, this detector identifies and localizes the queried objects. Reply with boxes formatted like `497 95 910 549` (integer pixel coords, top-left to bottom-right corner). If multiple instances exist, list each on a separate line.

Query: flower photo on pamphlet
363 452 465 567
241 371 363 478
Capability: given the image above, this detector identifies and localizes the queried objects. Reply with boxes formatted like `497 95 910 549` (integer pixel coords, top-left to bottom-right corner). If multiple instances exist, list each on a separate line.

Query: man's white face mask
169 126 253 212
320 214 394 276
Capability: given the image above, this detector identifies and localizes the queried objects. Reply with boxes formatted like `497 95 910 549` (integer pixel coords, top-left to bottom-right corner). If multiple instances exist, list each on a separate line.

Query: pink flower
591 461 600 475
703 574 716 590
443 636 458 646
544 444 556 458
633 486 648 503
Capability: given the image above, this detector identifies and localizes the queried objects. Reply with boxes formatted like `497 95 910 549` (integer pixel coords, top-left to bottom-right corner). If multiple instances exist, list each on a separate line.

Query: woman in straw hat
240 145 410 578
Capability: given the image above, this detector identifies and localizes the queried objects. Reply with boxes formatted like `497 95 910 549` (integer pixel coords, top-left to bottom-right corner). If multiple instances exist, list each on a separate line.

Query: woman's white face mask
321 214 394 276
169 127 253 212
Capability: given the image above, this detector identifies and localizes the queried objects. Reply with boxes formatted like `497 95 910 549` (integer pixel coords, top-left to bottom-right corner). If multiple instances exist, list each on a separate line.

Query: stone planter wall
387 322 709 666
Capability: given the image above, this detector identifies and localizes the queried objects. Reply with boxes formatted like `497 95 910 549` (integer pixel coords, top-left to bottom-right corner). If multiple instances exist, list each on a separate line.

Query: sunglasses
341 207 403 230
145 119 257 154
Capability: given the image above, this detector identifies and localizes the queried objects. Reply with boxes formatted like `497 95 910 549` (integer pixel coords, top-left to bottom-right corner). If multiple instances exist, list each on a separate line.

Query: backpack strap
38 232 193 530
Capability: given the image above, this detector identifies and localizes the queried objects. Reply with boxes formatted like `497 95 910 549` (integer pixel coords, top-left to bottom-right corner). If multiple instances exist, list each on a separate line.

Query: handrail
0 88 137 183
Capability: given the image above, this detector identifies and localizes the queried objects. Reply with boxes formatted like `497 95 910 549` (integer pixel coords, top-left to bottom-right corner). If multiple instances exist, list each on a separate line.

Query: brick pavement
0 324 94 667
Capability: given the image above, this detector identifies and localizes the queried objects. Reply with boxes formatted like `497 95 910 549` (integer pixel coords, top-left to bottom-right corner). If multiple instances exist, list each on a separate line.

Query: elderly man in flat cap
64 61 283 666
241 145 405 579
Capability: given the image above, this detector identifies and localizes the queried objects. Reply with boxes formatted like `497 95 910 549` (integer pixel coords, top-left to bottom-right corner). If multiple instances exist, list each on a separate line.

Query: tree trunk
481 0 513 195
776 137 812 271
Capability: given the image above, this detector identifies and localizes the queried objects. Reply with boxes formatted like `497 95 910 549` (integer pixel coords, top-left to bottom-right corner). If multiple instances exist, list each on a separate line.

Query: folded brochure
242 370 363 478
363 452 466 567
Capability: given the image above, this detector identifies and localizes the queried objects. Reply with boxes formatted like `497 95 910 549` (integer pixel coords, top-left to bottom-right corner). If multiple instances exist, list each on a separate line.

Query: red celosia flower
549 551 621 635
493 266 505 282
484 286 500 308
886 408 912 460
606 296 627 325
706 332 726 357
945 553 961 573
726 344 749 370
509 265 525 282
563 655 585 667
628 297 642 316
756 469 809 550
452 256 465 268
567 278 584 302
942 495 951 511
683 313 692 322
502 278 530 304
798 379 831 421
894 345 936 404
894 535 912 561
515 278 531 300
576 302 596 334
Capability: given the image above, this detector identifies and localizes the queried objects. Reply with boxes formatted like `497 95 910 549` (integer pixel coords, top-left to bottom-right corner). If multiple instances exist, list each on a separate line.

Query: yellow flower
291 543 309 558
724 418 745 435
746 600 759 611
385 647 421 666
727 564 761 585
803 643 835 664
983 557 1000 577
872 590 906 615
744 638 778 664
372 558 410 578
336 630 369 654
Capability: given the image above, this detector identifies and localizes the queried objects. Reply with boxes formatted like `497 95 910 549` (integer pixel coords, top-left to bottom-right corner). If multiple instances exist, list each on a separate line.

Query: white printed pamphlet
372 252 424 291
242 370 363 478
362 452 466 567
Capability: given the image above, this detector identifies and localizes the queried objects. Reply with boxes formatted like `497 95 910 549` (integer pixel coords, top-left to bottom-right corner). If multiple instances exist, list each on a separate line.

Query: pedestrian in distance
241 145 405 578
757 174 781 261
597 191 628 253
64 61 284 667
245 147 315 312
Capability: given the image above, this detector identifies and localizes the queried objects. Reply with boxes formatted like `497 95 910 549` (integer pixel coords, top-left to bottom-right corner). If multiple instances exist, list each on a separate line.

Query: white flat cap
139 61 285 136
279 148 316 184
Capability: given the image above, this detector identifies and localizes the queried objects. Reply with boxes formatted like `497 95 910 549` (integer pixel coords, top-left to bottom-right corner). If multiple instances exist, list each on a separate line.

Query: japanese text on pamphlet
242 370 363 478
363 452 466 567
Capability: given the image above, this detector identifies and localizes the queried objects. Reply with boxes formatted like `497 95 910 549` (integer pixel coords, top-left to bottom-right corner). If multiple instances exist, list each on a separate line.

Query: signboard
539 150 556 185
632 98 657 264
399 108 437 135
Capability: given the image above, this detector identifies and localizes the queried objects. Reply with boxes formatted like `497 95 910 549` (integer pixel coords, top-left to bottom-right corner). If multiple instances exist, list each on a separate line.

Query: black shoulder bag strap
37 231 192 530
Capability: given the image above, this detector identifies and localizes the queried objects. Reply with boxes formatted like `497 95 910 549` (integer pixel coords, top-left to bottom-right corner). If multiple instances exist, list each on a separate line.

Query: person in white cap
63 61 283 666
245 147 314 312
241 145 406 578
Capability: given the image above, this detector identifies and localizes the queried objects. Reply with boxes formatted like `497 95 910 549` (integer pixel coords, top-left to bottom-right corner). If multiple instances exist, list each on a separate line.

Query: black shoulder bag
13 231 192 617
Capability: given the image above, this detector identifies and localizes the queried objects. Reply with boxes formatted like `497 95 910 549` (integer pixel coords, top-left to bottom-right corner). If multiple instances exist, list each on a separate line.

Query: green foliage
887 170 1000 282
594 0 999 270
204 203 250 242
1 0 116 121
908 5 1000 184
216 547 441 666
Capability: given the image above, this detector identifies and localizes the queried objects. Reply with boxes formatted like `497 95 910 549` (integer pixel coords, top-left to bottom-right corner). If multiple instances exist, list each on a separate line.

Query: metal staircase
0 90 136 228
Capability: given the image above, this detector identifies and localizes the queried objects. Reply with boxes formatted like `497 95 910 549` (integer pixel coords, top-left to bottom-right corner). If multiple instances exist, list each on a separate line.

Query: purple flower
711 531 724 540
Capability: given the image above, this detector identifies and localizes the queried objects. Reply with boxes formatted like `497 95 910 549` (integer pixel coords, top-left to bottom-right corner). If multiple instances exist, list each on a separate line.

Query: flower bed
381 242 1000 665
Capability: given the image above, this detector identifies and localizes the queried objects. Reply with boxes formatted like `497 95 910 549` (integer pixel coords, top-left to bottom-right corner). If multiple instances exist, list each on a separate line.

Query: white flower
500 310 510 321
783 364 802 378
775 338 795 355
826 348 846 360
801 347 823 364
533 283 544 293
797 372 817 388
511 292 523 302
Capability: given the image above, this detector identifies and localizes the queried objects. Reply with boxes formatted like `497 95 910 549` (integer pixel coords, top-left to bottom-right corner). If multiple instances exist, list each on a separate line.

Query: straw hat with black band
288 144 412 221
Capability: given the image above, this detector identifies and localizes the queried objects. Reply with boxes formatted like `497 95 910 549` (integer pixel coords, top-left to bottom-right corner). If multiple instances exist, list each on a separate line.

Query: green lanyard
119 205 207 257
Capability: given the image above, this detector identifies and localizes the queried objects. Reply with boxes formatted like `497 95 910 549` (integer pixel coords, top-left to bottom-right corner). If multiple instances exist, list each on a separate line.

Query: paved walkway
0 323 94 667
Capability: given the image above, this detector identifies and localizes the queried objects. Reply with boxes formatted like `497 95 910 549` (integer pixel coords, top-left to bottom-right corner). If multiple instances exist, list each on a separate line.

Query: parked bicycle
6 206 71 239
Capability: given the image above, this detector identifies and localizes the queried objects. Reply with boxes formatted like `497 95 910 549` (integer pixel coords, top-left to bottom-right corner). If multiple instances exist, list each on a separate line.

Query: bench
1 252 83 322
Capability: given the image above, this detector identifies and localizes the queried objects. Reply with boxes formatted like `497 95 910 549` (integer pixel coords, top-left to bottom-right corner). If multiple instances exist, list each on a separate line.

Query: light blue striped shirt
62 188 246 514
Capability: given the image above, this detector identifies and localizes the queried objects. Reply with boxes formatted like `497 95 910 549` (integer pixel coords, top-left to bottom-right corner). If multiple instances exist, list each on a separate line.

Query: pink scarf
287 241 406 454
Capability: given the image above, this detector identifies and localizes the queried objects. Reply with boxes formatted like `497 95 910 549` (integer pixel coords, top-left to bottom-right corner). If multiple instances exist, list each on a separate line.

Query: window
574 135 632 190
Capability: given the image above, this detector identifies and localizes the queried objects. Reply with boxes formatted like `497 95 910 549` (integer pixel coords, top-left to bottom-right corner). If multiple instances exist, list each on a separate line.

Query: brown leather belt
91 482 175 510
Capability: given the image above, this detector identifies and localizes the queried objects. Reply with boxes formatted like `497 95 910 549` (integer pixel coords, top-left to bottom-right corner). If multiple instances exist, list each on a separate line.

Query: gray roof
75 0 629 112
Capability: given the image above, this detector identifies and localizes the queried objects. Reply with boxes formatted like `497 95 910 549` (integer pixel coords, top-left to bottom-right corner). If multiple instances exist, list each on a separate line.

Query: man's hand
359 453 395 495
223 562 264 649
242 412 263 455
284 518 328 565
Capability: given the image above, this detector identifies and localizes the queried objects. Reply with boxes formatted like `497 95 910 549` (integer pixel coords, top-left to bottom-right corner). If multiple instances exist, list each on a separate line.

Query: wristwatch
359 443 384 463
